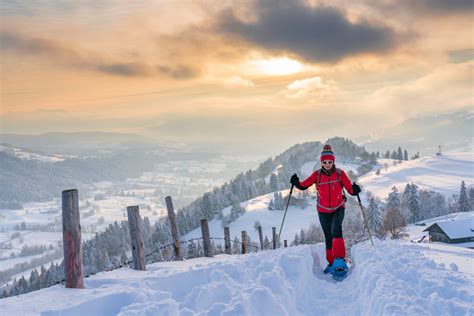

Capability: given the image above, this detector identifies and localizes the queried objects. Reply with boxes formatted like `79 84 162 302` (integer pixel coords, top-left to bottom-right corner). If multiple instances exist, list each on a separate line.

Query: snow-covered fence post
258 226 264 251
127 206 146 271
62 189 84 289
224 227 231 254
200 219 213 257
165 196 182 260
241 231 247 254
284 240 288 248
272 227 277 249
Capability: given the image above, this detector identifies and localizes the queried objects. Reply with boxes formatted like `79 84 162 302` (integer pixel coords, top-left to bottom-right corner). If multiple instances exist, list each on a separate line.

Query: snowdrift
1 240 472 315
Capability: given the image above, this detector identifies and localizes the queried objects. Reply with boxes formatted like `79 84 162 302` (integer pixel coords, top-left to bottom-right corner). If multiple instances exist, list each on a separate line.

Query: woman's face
321 160 333 170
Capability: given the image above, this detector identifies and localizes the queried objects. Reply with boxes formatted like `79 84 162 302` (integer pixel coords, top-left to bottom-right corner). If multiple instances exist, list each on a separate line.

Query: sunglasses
322 161 333 165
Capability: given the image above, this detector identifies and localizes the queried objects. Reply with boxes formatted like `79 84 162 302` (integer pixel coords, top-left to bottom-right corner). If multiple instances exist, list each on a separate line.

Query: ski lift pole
278 184 294 247
356 194 375 246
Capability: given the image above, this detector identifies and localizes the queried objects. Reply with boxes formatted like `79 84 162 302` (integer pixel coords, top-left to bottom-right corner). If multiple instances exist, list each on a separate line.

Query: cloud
157 65 200 79
368 61 473 117
282 76 336 98
368 0 474 16
213 1 405 63
97 63 155 77
0 30 84 61
224 76 255 87
0 30 200 79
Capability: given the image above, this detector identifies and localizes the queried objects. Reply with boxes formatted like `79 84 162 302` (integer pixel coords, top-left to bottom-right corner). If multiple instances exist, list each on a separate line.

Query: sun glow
249 57 304 75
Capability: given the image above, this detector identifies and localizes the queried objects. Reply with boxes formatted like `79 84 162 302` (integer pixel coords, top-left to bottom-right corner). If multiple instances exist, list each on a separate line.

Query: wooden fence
61 190 288 289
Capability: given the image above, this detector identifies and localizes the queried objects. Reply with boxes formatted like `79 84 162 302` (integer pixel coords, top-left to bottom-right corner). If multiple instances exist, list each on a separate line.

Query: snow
0 144 65 163
183 189 320 244
358 152 474 200
1 241 472 315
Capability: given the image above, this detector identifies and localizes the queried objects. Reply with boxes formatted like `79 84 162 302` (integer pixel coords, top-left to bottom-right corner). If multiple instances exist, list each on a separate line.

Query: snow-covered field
1 239 472 315
0 154 264 287
358 152 473 200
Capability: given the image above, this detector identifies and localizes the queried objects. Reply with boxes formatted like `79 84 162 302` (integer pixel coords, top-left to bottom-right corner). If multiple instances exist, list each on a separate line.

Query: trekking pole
277 184 294 247
356 193 375 246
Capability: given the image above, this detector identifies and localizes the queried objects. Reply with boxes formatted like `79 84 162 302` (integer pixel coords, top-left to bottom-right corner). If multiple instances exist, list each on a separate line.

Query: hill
358 152 473 199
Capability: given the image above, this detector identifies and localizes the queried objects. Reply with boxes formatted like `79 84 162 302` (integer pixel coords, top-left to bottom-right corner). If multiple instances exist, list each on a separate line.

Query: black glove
352 182 361 195
290 174 300 186
290 174 307 190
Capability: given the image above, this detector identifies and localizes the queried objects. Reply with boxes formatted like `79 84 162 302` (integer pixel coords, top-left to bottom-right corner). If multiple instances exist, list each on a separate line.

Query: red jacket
300 168 354 213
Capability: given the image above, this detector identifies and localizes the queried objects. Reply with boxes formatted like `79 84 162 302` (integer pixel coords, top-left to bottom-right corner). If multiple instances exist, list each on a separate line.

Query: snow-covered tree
187 240 198 259
268 199 275 210
292 233 300 246
387 186 401 210
270 173 279 192
448 193 459 214
419 190 446 220
269 192 284 210
408 183 421 223
201 193 214 220
299 228 306 244
468 187 474 212
459 181 470 212
366 194 383 236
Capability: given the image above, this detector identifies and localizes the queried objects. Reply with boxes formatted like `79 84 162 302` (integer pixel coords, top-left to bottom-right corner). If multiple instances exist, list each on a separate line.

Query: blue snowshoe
323 264 333 274
331 258 348 281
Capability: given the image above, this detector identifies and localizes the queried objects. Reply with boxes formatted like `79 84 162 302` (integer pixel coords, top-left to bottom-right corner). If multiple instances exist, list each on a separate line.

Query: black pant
318 207 345 249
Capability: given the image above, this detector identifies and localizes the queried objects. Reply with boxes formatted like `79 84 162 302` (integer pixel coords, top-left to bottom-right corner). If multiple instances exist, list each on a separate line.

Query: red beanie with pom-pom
320 144 335 162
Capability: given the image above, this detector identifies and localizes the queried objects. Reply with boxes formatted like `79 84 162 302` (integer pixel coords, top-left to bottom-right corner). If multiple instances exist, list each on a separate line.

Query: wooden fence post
201 219 213 257
224 227 231 254
284 240 288 248
62 189 84 289
272 227 277 249
165 196 182 260
241 230 247 254
258 226 264 251
127 206 146 271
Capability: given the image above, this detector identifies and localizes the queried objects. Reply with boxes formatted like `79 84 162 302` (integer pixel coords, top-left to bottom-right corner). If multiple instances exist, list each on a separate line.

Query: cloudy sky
1 0 472 153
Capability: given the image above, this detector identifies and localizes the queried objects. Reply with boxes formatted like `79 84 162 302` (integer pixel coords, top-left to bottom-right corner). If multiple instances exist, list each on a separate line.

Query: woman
290 144 361 274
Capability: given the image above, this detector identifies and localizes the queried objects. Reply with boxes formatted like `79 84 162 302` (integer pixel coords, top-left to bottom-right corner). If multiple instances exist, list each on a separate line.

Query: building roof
424 218 474 239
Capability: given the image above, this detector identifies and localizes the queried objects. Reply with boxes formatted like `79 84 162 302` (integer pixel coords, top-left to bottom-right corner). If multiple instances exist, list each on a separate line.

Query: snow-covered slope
184 189 320 245
358 152 473 199
1 240 472 315
0 144 66 162
184 151 473 246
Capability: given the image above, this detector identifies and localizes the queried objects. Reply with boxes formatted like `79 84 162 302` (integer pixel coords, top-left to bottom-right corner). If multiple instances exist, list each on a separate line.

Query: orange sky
1 0 472 148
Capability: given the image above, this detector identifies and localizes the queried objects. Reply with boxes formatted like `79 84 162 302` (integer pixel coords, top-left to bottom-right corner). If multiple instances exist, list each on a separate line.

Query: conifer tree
387 186 401 210
408 183 421 223
459 181 470 212
270 173 279 192
366 195 383 235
